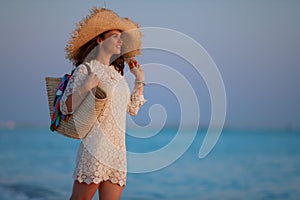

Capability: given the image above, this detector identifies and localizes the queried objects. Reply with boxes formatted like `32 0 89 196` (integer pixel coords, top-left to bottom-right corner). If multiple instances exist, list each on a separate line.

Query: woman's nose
118 37 123 44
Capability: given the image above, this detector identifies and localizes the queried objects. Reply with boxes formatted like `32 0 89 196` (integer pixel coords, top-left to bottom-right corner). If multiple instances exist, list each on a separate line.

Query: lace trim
128 93 146 116
73 144 126 186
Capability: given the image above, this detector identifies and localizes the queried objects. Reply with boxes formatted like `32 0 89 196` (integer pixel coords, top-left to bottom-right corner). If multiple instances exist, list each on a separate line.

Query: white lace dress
60 60 146 186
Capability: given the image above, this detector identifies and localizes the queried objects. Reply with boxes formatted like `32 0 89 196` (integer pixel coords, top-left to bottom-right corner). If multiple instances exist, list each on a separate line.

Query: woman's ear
97 37 103 45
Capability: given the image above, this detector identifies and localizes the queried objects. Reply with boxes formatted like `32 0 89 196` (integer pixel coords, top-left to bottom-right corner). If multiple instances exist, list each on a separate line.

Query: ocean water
0 128 299 200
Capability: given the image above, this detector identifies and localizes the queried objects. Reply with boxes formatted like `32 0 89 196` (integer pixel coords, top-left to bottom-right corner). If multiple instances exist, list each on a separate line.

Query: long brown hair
74 30 125 76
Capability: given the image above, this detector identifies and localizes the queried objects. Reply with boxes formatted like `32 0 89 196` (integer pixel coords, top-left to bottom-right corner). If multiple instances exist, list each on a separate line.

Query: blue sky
0 0 299 130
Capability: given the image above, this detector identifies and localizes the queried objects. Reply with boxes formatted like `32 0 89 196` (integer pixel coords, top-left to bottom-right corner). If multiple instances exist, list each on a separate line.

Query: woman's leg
98 180 124 200
70 180 99 200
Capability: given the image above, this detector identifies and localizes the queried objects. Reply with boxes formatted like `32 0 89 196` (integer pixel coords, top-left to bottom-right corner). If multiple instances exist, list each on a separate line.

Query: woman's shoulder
73 60 102 75
86 60 107 76
73 63 88 75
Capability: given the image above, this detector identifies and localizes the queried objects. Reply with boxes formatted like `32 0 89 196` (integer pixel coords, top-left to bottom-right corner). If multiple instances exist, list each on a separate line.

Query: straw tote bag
45 64 107 139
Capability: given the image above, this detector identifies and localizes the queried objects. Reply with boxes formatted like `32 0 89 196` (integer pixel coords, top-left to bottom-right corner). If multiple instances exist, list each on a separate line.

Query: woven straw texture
45 77 107 139
65 7 142 64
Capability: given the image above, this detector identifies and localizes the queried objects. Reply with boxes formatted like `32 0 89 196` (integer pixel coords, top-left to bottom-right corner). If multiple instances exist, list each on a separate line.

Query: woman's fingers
84 73 100 90
130 67 144 81
129 59 142 69
97 80 102 87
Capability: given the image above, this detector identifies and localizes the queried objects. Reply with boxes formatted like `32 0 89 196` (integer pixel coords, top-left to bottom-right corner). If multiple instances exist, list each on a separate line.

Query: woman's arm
127 59 146 116
60 65 99 115
63 84 90 113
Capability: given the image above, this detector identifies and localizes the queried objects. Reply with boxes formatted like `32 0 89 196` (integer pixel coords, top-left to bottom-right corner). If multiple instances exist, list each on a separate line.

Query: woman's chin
114 50 121 55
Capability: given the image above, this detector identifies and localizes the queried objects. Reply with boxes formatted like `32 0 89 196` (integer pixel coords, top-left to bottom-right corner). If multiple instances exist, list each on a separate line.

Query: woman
60 7 146 200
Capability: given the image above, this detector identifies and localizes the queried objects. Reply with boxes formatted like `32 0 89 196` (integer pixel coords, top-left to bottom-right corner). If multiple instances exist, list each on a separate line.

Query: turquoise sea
0 128 299 200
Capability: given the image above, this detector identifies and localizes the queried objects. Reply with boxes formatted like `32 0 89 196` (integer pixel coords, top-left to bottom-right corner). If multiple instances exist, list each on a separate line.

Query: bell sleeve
127 83 147 116
60 64 89 115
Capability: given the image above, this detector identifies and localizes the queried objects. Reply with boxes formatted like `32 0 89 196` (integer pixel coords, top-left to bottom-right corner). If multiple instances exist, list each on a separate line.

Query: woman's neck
95 50 111 66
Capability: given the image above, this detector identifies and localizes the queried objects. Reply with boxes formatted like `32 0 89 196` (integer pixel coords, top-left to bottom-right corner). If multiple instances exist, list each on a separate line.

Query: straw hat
65 7 142 64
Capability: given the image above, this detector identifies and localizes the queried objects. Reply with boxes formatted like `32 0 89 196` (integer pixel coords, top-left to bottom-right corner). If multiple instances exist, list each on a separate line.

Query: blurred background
0 0 299 129
0 0 299 199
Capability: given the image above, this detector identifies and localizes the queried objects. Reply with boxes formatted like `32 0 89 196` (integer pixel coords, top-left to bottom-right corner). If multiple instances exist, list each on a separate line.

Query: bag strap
83 63 92 75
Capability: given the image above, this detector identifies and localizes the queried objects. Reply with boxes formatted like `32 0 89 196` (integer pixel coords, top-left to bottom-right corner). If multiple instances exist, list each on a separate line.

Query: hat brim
65 7 142 64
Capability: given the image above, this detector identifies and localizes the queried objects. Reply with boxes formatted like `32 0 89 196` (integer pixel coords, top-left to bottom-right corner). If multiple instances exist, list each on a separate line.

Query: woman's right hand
83 73 100 91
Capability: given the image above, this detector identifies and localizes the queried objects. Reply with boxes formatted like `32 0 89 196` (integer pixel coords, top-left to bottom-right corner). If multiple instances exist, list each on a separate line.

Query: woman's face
99 30 123 55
